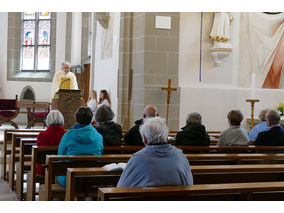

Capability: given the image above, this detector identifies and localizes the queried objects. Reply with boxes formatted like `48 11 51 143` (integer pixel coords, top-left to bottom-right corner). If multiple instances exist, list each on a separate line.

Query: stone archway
20 85 36 102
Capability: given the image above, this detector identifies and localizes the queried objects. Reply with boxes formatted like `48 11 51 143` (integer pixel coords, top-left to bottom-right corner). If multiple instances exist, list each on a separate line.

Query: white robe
51 71 78 99
87 98 97 121
97 99 111 108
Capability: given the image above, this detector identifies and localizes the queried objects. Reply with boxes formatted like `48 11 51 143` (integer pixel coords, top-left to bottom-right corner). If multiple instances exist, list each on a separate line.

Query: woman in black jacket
175 112 210 146
95 105 122 146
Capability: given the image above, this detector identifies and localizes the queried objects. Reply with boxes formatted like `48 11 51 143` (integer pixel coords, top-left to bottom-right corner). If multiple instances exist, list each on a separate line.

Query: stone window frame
21 12 52 72
7 12 56 82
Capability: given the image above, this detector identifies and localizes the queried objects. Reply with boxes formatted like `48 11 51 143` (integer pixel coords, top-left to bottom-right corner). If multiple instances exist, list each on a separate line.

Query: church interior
1 5 284 208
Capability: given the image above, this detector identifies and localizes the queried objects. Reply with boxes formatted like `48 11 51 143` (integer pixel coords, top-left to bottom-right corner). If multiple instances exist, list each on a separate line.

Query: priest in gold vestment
51 61 78 99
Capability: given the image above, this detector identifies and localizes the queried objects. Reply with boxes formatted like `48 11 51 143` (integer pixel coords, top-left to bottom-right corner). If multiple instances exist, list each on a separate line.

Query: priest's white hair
45 110 64 127
61 61 71 67
139 117 168 145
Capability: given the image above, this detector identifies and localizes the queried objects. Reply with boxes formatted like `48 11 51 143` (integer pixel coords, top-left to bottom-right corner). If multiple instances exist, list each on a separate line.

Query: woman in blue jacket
57 106 103 187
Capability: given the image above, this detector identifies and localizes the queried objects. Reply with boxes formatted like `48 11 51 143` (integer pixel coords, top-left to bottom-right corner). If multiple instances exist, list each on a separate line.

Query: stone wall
118 12 180 131
65 12 72 62
81 12 91 64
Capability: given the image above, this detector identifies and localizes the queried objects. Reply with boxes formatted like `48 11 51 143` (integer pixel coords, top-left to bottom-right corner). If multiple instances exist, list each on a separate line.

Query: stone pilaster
118 12 180 131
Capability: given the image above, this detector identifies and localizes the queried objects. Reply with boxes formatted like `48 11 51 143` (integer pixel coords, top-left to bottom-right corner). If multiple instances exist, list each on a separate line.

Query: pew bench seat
97 182 284 201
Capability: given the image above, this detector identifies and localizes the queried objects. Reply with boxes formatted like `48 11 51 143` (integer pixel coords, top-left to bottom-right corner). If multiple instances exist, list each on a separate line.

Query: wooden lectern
51 89 83 129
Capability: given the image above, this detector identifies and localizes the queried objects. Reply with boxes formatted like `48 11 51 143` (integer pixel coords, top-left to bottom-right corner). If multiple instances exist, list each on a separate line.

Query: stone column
118 12 180 131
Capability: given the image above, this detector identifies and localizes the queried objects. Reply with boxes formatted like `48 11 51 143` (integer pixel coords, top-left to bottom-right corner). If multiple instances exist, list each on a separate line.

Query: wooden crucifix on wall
161 79 177 126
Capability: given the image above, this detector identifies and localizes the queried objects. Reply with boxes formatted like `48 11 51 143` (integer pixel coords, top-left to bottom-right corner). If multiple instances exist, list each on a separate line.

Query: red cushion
31 112 48 118
0 100 16 110
0 111 16 117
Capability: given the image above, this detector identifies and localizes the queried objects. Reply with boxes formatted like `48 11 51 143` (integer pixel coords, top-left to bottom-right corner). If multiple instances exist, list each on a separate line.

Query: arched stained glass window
21 12 51 72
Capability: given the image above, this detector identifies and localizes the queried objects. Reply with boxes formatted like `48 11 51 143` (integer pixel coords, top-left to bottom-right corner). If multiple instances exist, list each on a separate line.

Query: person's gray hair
139 117 168 145
259 109 269 121
266 109 280 125
143 105 158 118
95 105 114 124
186 112 202 125
45 110 64 127
61 61 71 67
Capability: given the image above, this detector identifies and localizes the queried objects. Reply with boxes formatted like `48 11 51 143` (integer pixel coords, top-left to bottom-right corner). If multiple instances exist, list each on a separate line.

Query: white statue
209 12 234 65
210 12 234 44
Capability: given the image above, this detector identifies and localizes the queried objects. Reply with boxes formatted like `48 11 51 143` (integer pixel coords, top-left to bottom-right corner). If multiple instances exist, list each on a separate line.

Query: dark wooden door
71 63 90 104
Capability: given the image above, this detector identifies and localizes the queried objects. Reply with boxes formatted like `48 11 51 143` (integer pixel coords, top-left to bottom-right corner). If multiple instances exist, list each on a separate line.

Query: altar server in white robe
51 61 78 99
87 90 98 122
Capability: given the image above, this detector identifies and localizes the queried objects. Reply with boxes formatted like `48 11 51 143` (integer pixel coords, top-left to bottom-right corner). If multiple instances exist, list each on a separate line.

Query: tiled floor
0 178 17 201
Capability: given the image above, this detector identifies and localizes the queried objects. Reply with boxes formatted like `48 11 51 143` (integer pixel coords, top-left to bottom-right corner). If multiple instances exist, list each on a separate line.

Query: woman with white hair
36 110 66 175
117 117 193 187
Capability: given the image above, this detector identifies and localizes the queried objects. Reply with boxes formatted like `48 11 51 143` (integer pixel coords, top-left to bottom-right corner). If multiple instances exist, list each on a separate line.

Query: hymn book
103 163 127 172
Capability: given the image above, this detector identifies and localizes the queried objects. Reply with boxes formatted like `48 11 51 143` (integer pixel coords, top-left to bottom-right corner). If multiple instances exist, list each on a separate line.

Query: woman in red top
36 110 66 175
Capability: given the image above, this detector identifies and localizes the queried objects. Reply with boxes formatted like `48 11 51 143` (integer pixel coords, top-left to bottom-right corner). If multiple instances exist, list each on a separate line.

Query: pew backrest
43 154 132 200
8 132 40 189
65 164 284 200
26 145 58 201
97 182 284 201
2 129 43 180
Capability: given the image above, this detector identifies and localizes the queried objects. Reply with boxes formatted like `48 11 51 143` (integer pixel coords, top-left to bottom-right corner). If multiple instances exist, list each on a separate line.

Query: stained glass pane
23 12 35 20
38 21 50 45
23 21 35 45
22 47 35 70
39 12 51 19
37 46 50 70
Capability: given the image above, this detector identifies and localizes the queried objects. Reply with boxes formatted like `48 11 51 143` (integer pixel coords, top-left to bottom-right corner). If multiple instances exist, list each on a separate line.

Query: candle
251 73 256 99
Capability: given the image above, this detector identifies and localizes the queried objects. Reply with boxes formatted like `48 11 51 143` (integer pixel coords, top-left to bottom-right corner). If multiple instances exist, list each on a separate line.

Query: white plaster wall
178 12 284 131
180 86 284 131
0 12 67 102
93 12 120 121
179 12 240 88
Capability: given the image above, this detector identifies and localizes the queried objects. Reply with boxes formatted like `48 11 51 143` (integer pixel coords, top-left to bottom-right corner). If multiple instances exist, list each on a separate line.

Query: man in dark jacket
254 109 284 146
175 112 210 146
124 105 158 145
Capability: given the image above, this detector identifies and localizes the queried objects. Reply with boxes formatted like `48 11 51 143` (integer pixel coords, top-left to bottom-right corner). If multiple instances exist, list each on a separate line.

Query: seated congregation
2 101 284 201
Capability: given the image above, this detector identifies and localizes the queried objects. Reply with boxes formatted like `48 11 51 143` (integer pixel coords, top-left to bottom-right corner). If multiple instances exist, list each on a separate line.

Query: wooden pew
39 154 131 201
103 145 284 154
187 153 284 165
30 144 281 200
66 168 122 200
8 132 40 190
65 164 284 200
26 146 58 201
40 153 284 201
180 145 284 154
97 182 284 201
2 129 43 180
207 131 222 134
15 138 37 200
